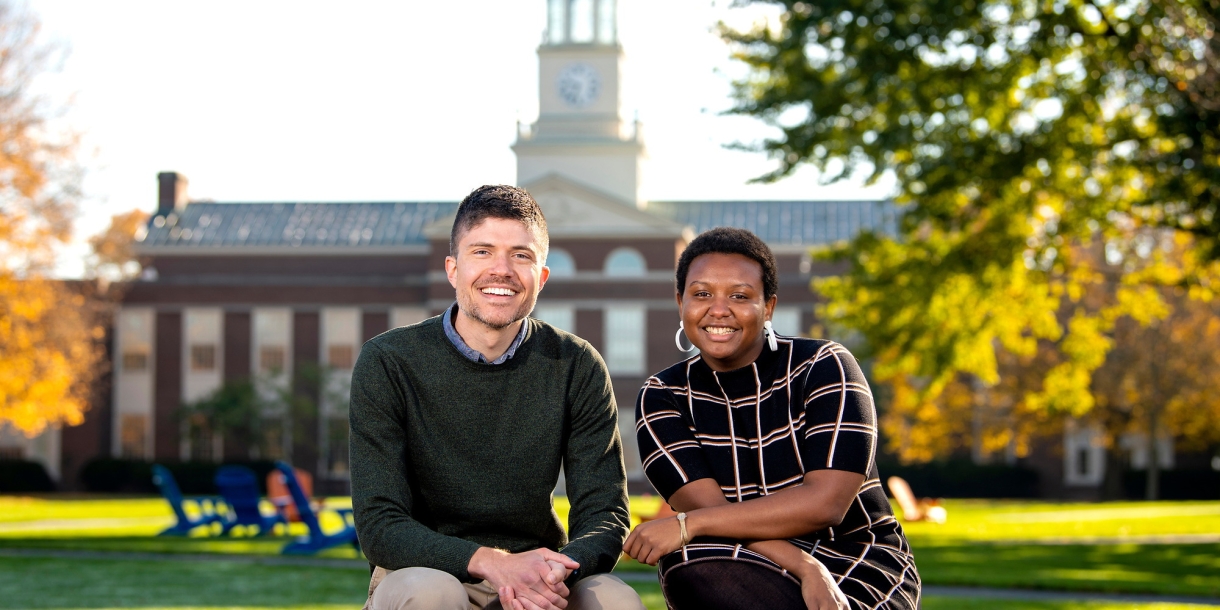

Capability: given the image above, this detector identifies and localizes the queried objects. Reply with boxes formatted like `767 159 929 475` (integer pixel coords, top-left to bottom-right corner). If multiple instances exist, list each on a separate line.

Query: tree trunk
1146 407 1161 501
1102 445 1127 500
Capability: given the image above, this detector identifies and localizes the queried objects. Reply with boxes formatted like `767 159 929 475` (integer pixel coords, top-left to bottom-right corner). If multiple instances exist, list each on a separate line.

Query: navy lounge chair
273 461 360 555
152 464 224 536
214 465 287 536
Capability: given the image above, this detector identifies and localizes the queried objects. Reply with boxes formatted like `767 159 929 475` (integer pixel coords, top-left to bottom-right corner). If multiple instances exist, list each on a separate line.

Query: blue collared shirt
442 302 529 365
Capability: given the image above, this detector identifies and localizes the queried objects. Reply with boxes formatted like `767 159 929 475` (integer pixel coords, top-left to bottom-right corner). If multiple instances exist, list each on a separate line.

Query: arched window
546 248 576 277
604 247 646 277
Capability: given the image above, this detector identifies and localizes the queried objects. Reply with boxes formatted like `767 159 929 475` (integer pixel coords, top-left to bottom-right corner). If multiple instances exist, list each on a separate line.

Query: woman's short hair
676 227 778 300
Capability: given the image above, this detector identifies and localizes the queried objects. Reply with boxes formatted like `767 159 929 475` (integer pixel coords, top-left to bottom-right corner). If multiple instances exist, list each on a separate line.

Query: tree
87 209 149 285
178 363 349 463
722 0 1220 460
1091 270 1220 499
0 2 103 437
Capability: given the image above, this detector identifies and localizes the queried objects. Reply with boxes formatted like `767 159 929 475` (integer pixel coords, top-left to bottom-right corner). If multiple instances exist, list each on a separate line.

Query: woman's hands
622 515 684 565
796 558 850 610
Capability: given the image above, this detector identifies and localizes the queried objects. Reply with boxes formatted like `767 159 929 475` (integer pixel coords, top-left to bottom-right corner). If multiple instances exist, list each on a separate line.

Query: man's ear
537 264 551 290
445 255 458 289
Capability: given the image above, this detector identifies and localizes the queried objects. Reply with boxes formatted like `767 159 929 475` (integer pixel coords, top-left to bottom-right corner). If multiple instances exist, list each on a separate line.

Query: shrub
877 459 1040 498
79 458 154 493
80 458 278 494
0 459 55 492
1123 469 1220 500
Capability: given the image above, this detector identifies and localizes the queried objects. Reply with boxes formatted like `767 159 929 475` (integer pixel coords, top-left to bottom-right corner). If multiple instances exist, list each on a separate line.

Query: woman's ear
675 291 683 308
764 294 778 320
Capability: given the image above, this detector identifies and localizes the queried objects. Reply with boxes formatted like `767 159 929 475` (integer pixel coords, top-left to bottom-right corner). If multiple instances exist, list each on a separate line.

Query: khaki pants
366 565 645 610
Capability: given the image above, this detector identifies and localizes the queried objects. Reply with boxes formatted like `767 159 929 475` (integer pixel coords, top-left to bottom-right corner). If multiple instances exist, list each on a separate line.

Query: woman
624 228 920 610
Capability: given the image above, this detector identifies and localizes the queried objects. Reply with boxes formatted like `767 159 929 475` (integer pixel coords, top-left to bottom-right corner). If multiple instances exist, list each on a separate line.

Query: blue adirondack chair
273 461 360 555
152 464 224 536
214 465 287 536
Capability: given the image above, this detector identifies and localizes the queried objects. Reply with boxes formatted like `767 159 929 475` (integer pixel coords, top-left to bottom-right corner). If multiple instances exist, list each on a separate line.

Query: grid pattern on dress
636 338 920 610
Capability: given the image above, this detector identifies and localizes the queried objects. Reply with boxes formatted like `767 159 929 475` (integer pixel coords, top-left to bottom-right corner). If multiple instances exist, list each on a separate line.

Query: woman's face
678 252 777 372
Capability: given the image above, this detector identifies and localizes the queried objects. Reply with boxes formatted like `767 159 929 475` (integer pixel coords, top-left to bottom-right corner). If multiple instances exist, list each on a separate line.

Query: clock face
556 63 600 108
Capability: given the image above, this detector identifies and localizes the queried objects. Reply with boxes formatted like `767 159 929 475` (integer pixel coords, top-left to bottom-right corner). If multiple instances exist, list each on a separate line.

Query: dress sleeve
799 342 877 475
635 374 716 500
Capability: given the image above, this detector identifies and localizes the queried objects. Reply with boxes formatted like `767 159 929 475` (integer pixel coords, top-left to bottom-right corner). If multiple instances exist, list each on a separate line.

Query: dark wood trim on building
154 311 182 460
362 311 389 342
222 311 252 460
291 311 320 477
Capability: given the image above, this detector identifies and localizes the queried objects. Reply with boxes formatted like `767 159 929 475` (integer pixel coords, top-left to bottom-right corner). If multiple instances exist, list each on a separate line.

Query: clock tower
514 0 644 206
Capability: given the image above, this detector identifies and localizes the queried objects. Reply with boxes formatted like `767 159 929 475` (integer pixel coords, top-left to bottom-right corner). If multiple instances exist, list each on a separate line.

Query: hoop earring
675 322 696 353
763 320 778 351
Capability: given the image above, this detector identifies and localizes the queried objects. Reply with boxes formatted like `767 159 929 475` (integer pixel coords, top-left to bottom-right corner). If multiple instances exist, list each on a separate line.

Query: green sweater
349 315 630 582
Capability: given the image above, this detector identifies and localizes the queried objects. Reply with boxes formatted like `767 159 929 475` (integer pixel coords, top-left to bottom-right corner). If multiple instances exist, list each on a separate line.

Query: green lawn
3 495 1219 608
0 555 1211 610
913 540 1220 597
901 499 1220 541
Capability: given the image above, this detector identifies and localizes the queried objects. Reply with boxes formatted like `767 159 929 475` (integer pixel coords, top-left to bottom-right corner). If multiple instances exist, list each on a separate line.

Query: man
350 185 644 610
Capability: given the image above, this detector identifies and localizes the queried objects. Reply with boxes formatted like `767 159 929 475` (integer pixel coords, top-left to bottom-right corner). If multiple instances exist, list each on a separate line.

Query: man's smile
480 286 518 296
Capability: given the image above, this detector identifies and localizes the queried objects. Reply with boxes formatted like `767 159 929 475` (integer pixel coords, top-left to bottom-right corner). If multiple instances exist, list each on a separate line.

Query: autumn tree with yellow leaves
0 1 106 437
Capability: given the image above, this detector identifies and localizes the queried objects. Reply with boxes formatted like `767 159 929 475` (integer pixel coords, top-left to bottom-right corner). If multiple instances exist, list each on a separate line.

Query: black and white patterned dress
636 337 920 610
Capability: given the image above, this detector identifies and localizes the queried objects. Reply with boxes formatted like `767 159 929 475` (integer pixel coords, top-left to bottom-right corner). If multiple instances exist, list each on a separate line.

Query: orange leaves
0 2 96 436
0 276 103 436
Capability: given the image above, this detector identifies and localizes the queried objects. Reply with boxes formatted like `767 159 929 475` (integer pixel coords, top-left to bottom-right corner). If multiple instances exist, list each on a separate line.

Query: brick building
14 0 896 493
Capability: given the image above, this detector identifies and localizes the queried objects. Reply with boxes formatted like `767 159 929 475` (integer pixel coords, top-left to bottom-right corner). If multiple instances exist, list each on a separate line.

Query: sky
29 0 895 276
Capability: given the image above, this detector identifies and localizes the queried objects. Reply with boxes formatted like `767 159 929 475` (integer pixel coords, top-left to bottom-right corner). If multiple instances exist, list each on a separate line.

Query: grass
920 602 1215 610
3 495 1219 608
0 555 1211 610
900 499 1220 541
913 540 1220 597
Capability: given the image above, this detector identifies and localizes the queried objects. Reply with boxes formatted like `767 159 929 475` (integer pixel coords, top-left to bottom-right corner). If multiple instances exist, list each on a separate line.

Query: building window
597 0 615 43
546 248 576 277
261 417 286 461
122 350 149 372
604 306 645 375
605 248 646 277
259 346 287 374
570 0 594 42
326 417 349 476
391 307 429 329
533 305 575 333
190 344 216 371
771 307 803 338
328 345 355 370
547 0 565 43
1064 423 1105 487
186 415 216 462
119 414 148 459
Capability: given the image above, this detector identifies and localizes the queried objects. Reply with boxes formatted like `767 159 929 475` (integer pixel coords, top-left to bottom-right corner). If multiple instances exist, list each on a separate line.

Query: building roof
141 202 458 249
138 199 899 251
645 200 900 246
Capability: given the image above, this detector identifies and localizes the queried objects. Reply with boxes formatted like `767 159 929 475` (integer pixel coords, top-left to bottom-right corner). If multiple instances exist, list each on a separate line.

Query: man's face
445 217 550 331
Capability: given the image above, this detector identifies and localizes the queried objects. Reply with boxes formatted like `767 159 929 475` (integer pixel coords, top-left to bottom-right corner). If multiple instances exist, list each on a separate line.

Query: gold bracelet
676 512 689 546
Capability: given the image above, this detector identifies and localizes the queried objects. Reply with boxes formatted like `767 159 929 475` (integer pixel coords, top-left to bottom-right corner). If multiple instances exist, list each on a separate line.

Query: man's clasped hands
468 546 581 610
